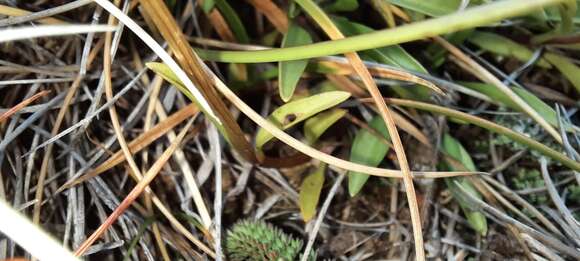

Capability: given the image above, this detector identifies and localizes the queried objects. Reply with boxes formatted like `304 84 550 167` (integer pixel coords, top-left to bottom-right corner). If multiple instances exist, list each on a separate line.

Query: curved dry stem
294 1 425 259
201 60 470 179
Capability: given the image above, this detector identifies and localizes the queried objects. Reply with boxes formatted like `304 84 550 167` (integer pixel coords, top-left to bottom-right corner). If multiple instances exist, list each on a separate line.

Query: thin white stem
0 24 113 42
0 199 79 261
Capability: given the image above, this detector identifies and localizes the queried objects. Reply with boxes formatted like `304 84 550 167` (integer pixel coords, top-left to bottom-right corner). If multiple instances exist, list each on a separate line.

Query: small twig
0 90 50 123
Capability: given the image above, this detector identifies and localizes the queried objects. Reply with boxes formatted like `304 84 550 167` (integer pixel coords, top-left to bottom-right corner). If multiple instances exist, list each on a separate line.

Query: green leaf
348 116 391 196
387 0 463 17
440 134 487 235
304 108 346 144
467 31 552 68
200 0 215 14
279 23 313 102
332 16 431 100
441 134 476 172
460 81 559 127
255 91 350 151
543 52 580 93
325 0 359 12
299 163 326 222
214 0 250 43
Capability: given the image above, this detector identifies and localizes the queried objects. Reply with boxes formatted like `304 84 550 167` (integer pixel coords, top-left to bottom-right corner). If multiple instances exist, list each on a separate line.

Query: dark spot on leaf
284 114 297 125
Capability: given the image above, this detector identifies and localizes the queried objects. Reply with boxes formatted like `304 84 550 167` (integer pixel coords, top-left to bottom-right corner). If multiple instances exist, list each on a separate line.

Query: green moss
225 220 316 261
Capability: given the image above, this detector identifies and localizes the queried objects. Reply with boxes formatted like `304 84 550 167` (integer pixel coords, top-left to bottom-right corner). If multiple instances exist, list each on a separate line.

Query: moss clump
512 169 547 206
225 220 316 261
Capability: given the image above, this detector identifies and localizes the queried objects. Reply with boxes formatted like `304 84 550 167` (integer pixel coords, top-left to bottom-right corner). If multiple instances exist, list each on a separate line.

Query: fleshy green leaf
460 82 559 127
348 116 390 196
279 23 313 102
441 134 487 235
325 0 359 12
387 0 463 17
299 163 326 222
467 31 552 68
304 109 346 145
255 91 351 151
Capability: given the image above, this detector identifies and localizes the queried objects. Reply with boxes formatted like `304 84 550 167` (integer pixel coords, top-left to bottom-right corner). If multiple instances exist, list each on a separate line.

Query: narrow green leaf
325 0 359 12
255 91 351 151
279 23 313 102
441 134 487 235
214 0 250 43
543 52 580 93
441 134 476 172
388 99 580 171
299 163 326 222
146 62 195 105
461 81 559 127
304 108 346 144
387 0 463 17
123 218 155 261
467 31 552 68
348 116 391 196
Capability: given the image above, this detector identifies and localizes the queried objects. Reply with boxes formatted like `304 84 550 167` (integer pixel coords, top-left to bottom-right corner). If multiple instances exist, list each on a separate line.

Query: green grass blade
460 81 560 127
386 98 580 172
195 0 565 63
467 31 552 68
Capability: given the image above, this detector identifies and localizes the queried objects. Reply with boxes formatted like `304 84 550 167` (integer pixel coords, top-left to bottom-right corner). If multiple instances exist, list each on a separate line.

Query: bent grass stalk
195 0 565 63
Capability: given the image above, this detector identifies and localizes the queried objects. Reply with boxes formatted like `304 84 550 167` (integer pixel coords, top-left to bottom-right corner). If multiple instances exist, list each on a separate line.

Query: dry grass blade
73 120 194 256
245 0 288 33
33 59 98 225
0 4 66 25
138 0 257 163
0 0 92 27
317 60 443 95
0 90 50 123
56 102 197 191
294 0 425 258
